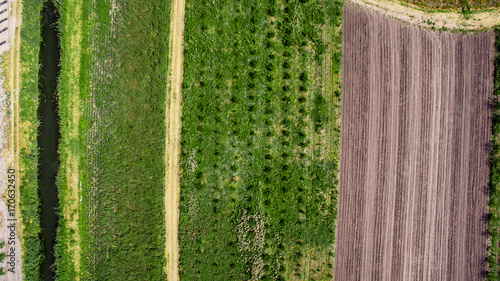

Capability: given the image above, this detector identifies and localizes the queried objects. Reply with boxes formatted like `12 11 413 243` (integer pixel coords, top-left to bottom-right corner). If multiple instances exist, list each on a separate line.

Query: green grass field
178 0 342 279
18 1 44 280
53 0 84 279
55 0 171 279
80 0 170 279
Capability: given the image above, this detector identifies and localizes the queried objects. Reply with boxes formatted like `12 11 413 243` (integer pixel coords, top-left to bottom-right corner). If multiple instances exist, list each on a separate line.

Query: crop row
179 0 342 279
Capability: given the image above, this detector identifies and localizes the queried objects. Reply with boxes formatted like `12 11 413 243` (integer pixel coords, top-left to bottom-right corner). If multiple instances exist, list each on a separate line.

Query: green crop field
79 0 170 279
54 0 343 279
178 0 342 279
54 0 171 279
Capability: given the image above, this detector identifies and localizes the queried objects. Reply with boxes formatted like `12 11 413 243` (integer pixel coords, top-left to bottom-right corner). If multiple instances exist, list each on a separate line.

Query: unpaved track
351 0 500 30
165 0 185 279
3 0 23 279
335 4 494 280
0 0 24 280
11 1 21 278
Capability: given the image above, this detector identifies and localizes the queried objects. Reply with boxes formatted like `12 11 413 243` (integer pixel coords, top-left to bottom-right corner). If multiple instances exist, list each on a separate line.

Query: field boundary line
164 0 185 279
350 0 500 30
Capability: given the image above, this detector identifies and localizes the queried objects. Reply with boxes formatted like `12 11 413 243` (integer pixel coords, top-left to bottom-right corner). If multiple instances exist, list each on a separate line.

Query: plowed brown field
336 4 494 280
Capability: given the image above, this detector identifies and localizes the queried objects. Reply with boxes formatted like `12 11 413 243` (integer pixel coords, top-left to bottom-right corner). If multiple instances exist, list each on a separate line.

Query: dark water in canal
38 1 60 280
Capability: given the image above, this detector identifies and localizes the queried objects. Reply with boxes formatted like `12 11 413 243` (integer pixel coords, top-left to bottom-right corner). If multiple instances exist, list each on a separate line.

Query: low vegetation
19 0 500 279
403 0 500 9
488 25 500 281
18 0 44 280
62 0 171 279
0 240 7 275
53 0 84 279
178 0 342 279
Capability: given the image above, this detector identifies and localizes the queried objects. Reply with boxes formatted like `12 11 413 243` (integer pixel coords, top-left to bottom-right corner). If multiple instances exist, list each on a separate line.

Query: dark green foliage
0 240 5 276
326 0 343 26
488 25 500 281
18 1 45 280
179 0 342 279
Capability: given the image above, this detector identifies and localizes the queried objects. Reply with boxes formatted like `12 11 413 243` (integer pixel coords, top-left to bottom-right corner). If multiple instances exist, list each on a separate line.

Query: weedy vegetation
54 0 171 279
52 0 84 279
78 0 170 279
488 25 500 281
18 0 44 280
403 0 500 10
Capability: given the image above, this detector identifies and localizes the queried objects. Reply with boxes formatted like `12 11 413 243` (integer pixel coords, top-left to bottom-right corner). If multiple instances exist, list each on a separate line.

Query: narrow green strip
488 25 500 281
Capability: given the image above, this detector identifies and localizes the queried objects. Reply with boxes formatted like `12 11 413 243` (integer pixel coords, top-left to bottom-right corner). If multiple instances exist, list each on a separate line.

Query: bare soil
0 1 23 280
164 0 185 279
335 4 494 280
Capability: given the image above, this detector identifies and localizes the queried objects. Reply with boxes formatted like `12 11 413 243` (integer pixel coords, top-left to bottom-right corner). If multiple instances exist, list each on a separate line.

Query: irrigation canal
38 1 60 280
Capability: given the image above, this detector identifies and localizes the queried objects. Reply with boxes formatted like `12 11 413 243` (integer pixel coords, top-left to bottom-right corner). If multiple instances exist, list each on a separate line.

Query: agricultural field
178 0 342 279
54 0 171 279
10 0 500 280
336 4 494 280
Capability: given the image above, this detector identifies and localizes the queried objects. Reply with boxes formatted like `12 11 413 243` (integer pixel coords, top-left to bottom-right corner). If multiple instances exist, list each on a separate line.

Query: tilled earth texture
336 4 494 280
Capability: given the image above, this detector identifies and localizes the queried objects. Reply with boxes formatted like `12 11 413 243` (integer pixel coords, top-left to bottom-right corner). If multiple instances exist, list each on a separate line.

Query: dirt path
12 0 22 279
0 0 23 280
336 5 493 280
351 0 500 30
165 0 185 279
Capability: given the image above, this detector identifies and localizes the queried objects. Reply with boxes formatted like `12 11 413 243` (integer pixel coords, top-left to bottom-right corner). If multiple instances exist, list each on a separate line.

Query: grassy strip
53 0 84 279
76 0 91 278
488 25 500 281
178 0 342 279
18 0 44 280
75 0 170 279
402 0 500 10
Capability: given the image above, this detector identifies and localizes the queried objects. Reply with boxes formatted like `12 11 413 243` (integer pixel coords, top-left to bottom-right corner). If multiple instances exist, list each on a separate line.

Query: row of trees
179 0 342 279
487 25 500 281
